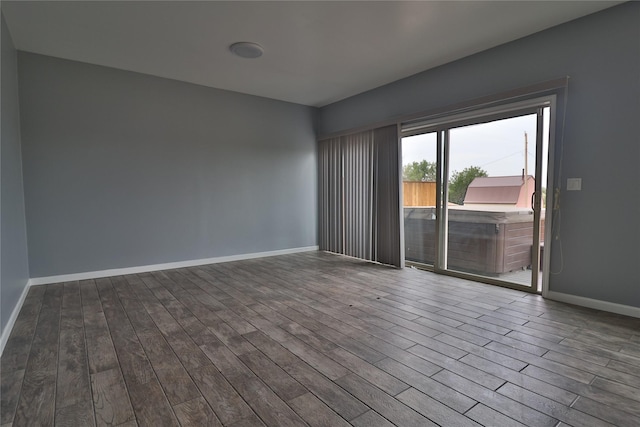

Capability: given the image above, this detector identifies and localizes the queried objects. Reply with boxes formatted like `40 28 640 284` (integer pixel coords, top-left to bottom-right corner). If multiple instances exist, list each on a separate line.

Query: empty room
1 1 639 426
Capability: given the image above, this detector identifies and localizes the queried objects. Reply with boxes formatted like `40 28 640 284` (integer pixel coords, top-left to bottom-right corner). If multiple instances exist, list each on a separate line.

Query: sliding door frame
401 95 557 294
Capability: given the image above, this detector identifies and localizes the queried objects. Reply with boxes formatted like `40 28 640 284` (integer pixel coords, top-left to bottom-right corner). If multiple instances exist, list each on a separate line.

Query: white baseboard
545 290 640 319
0 279 32 357
29 246 319 286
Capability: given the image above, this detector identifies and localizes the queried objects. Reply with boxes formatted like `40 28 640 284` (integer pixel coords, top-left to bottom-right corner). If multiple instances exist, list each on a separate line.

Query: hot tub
404 206 544 275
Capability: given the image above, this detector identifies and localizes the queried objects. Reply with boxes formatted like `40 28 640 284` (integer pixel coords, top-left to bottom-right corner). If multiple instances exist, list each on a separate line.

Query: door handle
531 191 535 210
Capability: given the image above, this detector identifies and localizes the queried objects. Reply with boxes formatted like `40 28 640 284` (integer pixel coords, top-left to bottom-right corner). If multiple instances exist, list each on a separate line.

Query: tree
403 160 437 182
448 166 488 205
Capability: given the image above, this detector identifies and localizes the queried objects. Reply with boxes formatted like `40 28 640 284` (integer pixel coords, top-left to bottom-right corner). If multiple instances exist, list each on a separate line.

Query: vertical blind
318 124 401 267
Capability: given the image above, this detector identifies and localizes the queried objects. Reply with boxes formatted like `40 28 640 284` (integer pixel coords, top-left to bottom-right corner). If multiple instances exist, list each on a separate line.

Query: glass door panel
445 112 546 288
402 132 438 266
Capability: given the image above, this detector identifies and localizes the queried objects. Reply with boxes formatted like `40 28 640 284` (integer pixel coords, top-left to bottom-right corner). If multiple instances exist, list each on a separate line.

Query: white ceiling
2 1 622 107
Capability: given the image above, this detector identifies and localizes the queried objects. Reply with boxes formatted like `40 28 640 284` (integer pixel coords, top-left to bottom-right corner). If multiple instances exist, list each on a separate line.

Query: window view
403 132 438 266
402 107 549 289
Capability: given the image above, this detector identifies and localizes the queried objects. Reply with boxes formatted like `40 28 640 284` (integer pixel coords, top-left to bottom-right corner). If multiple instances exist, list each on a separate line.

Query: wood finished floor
2 252 640 427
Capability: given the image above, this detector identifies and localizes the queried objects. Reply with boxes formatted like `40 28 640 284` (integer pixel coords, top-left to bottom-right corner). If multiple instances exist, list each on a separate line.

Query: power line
479 150 522 167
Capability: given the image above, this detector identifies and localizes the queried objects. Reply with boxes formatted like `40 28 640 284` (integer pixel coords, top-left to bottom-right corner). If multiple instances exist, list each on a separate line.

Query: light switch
567 178 582 191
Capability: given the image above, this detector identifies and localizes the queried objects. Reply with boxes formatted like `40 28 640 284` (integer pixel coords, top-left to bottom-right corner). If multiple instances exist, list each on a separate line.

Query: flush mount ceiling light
229 42 264 59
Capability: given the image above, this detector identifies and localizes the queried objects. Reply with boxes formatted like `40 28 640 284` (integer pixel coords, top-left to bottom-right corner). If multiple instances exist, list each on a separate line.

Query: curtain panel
318 124 401 267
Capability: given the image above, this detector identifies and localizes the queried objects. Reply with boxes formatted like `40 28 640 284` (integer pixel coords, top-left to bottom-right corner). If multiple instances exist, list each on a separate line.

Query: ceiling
2 1 622 107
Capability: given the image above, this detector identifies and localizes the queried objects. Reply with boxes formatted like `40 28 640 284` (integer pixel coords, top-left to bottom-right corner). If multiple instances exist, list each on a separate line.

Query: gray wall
320 3 640 308
1 13 30 335
19 53 317 277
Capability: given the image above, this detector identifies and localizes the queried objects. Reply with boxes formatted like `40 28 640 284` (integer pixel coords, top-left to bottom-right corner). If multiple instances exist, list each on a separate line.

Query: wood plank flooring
2 251 640 426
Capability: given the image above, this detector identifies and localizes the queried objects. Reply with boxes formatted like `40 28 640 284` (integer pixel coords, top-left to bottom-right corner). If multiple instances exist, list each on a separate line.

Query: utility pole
524 132 529 208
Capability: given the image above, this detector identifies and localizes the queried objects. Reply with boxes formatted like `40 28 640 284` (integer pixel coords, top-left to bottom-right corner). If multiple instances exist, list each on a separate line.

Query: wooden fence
403 181 436 207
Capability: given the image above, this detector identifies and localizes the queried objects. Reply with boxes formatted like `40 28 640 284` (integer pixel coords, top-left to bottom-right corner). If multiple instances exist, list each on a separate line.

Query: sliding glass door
445 111 547 289
402 98 552 291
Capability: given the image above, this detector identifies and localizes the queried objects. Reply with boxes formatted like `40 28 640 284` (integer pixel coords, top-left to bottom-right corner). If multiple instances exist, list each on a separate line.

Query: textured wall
19 53 318 277
1 13 30 335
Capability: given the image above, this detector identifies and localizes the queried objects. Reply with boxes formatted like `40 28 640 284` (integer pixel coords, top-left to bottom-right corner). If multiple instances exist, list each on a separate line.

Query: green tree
403 160 437 182
448 166 488 205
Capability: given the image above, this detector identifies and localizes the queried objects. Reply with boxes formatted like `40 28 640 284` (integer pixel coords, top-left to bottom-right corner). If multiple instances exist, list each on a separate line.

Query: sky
402 109 549 181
